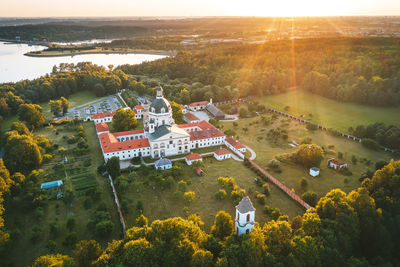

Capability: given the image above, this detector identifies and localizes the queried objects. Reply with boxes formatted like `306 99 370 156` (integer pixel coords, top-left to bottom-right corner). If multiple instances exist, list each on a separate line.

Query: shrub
361 138 380 150
95 220 114 237
338 151 343 159
63 232 78 247
351 155 358 165
66 218 76 231
300 178 308 190
215 189 228 200
43 154 53 163
184 191 196 203
302 191 318 207
177 180 187 192
267 159 280 168
256 193 266 204
262 183 270 196
306 123 318 131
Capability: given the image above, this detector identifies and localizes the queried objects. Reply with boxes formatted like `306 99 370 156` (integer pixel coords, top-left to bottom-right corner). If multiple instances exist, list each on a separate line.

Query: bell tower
235 196 255 235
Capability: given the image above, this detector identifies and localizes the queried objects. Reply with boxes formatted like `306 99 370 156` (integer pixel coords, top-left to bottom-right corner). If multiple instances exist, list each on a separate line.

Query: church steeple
156 84 164 99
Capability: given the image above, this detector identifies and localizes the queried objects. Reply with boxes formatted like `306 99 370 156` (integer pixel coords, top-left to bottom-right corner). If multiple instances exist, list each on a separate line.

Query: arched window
246 214 250 222
246 229 249 234
236 227 239 235
161 108 165 113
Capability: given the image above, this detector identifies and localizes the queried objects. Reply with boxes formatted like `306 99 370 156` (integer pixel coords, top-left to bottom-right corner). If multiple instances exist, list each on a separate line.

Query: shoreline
24 50 173 57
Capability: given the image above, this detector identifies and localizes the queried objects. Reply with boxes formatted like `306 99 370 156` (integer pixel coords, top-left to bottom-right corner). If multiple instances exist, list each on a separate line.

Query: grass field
1 91 102 130
4 122 121 266
121 158 305 231
220 114 396 199
250 90 400 133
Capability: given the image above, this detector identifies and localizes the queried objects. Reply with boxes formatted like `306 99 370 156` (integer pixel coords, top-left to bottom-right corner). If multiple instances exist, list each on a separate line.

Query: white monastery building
235 196 256 235
214 148 231 160
94 85 227 162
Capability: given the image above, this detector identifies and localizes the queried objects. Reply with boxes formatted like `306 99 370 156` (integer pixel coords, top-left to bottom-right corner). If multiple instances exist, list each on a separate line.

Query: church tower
235 196 255 235
144 84 174 134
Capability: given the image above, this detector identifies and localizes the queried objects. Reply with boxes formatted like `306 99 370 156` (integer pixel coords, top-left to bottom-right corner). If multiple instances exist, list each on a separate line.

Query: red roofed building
98 132 150 160
95 122 109 134
189 101 209 111
113 129 145 141
225 136 247 154
180 104 188 114
184 112 200 124
185 153 202 165
214 148 231 160
134 105 144 119
93 112 115 123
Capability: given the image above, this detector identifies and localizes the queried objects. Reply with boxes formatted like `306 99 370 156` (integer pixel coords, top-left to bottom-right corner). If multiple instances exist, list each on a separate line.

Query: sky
1 0 400 17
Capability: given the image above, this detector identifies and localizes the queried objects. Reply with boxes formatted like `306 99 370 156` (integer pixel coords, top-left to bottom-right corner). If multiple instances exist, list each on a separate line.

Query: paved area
192 111 210 121
59 94 123 120
245 145 257 160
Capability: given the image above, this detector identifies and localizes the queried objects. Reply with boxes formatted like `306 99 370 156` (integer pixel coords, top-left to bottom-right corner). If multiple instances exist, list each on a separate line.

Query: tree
95 220 114 237
121 238 152 266
60 97 70 114
73 240 103 267
11 122 30 135
3 131 42 173
302 191 319 207
18 104 45 129
191 250 214 267
293 144 324 168
106 157 120 178
136 214 148 227
170 101 184 124
239 107 248 118
111 108 137 132
179 88 191 104
49 99 62 116
211 211 234 240
32 254 75 267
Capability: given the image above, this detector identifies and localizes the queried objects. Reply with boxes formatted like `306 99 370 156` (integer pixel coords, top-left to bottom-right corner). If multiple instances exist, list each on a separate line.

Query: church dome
149 84 171 114
149 97 170 114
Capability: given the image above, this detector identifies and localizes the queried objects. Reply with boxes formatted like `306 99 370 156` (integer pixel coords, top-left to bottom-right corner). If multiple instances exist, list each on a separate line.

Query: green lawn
252 90 400 133
121 159 305 231
4 122 121 266
1 91 103 130
219 114 396 199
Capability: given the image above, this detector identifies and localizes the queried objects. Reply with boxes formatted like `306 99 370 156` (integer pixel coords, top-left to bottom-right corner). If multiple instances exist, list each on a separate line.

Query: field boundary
108 175 126 236
246 159 312 210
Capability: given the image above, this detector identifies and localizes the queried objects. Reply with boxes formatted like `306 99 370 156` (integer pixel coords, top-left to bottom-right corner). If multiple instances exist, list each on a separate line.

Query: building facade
94 85 227 162
235 196 256 235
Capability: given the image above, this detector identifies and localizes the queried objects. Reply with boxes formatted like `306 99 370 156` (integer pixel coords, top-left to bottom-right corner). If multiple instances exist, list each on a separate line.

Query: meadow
249 90 400 133
220 112 396 198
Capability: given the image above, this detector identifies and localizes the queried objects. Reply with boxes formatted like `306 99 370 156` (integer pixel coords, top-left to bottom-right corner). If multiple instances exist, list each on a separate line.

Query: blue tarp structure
41 180 63 189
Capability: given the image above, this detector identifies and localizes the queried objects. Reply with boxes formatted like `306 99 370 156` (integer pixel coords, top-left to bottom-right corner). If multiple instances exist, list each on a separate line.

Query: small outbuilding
41 180 63 189
309 167 320 177
214 148 231 160
185 153 202 165
327 158 347 170
195 168 204 176
155 158 172 170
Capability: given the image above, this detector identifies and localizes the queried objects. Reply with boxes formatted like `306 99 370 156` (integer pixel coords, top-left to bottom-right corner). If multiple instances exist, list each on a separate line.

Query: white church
95 85 231 161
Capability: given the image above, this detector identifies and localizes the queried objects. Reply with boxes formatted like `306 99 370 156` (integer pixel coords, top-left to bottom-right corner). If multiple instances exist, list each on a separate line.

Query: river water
0 42 166 83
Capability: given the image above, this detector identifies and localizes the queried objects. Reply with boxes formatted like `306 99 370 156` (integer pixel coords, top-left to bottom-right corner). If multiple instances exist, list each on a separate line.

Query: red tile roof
189 101 209 107
93 112 115 119
95 122 109 133
99 132 150 153
180 104 187 110
189 127 224 141
184 112 200 122
178 120 216 130
215 148 231 156
135 105 144 110
186 153 202 161
225 137 246 149
328 158 346 166
112 129 145 137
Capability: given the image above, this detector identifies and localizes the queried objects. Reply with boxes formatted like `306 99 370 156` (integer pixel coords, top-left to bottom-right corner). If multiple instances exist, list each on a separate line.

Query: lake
0 42 167 83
